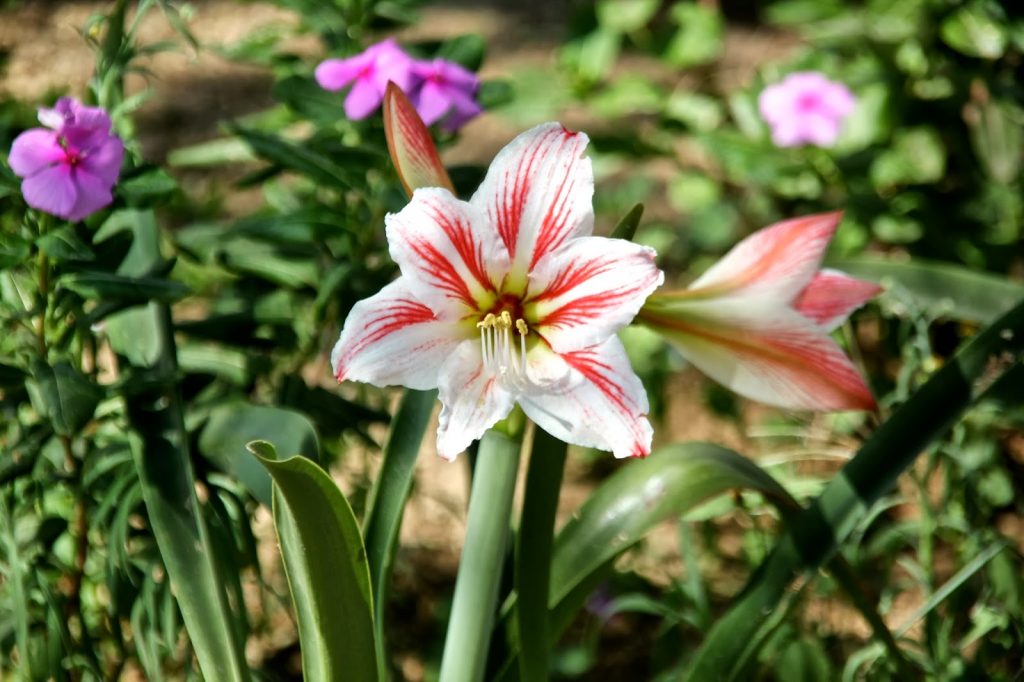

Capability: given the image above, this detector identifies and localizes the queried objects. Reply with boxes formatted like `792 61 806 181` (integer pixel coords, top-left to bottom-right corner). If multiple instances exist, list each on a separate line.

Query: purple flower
758 72 857 148
315 39 415 120
410 58 482 131
8 97 124 222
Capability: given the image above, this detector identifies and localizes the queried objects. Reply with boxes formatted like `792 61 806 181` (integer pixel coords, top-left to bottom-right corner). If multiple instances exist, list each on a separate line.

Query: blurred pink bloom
8 97 124 222
640 212 880 411
411 58 482 131
758 72 857 148
315 39 415 120
331 123 663 460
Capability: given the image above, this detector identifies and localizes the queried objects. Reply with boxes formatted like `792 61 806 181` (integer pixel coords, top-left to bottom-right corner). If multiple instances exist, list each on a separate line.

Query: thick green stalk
515 428 567 682
439 429 522 682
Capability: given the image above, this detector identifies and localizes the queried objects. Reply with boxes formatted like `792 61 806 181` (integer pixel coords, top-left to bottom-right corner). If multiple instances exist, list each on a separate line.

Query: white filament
477 311 529 385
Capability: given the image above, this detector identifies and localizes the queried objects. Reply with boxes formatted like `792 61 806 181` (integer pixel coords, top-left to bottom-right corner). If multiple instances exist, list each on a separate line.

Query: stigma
477 310 529 385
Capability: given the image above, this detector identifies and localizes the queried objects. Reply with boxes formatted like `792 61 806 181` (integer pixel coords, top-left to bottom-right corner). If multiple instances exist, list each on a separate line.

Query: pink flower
758 72 857 148
410 58 482 131
331 123 664 460
8 97 124 222
639 212 880 411
315 39 415 120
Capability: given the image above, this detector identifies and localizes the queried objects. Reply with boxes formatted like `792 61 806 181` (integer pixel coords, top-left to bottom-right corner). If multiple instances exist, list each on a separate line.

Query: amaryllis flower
758 72 857 148
315 39 415 120
331 123 664 460
8 97 124 222
639 212 880 411
410 58 482 131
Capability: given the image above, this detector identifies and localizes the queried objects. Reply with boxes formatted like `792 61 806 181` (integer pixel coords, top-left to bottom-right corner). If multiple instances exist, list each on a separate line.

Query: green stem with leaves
439 429 522 682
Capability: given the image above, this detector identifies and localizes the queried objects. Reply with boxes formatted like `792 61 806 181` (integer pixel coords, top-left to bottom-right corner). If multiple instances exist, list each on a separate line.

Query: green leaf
828 256 1024 324
117 168 179 204
609 203 644 241
0 232 31 271
596 0 659 33
869 127 945 188
437 34 486 71
199 403 319 507
362 390 435 668
36 227 95 262
684 296 1024 681
232 126 354 189
940 2 1008 59
965 98 1022 184
249 441 377 682
665 2 724 67
27 360 103 436
60 271 190 303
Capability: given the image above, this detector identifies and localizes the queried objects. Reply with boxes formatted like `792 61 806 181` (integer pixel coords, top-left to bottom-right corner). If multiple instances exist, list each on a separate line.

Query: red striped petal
795 269 882 331
331 278 466 390
470 123 594 280
435 342 516 460
640 302 875 411
520 338 653 459
383 82 454 197
528 236 664 353
688 211 843 304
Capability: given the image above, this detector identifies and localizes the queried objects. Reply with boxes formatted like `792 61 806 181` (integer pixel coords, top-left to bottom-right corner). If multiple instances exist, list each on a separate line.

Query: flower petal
642 300 875 411
439 88 482 132
687 212 842 305
315 56 365 91
81 136 124 186
436 341 516 460
331 278 467 390
470 123 594 280
383 82 454 197
519 336 653 459
795 269 882 331
413 80 452 126
8 129 63 177
385 187 506 315
66 167 114 222
21 164 77 219
344 77 383 120
528 236 664 353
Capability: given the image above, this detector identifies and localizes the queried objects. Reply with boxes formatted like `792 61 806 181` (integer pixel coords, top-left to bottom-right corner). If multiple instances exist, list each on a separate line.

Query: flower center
477 310 529 386
795 92 821 113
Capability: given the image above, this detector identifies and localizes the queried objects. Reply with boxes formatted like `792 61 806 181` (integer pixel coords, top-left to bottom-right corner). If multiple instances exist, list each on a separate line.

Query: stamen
476 313 531 386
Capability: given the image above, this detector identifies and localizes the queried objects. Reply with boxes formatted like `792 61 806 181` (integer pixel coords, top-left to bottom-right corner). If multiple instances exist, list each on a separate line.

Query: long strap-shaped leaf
684 296 1024 681
362 388 436 674
492 442 797 680
112 210 250 681
250 442 377 682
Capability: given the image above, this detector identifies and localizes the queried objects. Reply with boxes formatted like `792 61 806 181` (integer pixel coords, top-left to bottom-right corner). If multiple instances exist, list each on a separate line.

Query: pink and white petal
758 83 795 125
519 337 653 459
802 113 842 147
469 123 594 279
383 82 455 197
528 236 664 353
8 129 63 177
770 120 806 148
643 303 875 411
315 56 364 91
331 278 467 390
413 81 452 126
66 167 114 222
385 187 506 314
21 165 77 219
439 88 482 132
688 211 842 305
436 342 516 460
795 269 882 331
344 77 383 120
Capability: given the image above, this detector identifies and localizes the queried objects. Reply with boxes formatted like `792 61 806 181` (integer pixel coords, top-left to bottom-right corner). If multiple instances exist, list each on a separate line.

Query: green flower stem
439 429 522 682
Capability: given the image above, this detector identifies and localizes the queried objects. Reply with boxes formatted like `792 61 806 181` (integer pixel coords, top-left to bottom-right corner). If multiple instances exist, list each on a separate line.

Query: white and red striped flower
331 122 664 460
639 212 880 411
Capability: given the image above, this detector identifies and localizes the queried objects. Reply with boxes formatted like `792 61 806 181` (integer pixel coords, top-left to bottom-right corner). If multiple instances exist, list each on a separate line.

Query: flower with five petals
315 39 415 120
331 123 664 460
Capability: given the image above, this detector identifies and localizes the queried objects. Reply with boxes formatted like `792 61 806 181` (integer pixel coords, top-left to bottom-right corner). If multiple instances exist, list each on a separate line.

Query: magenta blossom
758 72 856 148
410 58 482 131
8 97 124 222
315 39 415 120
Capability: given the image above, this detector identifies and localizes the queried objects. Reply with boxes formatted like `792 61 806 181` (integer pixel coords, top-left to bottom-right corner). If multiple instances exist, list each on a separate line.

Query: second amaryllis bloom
331 123 664 460
638 212 880 411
